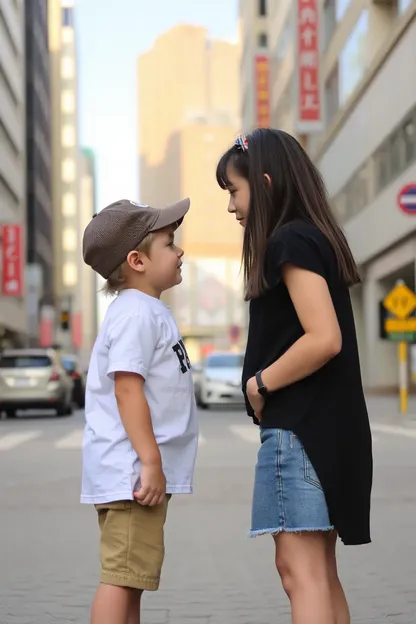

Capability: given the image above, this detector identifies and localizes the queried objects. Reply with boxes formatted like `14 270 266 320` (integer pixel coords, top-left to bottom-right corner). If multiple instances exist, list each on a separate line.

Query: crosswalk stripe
55 428 84 449
0 431 41 450
371 423 416 440
229 424 260 443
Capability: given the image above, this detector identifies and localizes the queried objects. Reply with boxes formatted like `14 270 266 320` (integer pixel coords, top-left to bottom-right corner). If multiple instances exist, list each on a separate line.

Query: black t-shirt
242 219 373 546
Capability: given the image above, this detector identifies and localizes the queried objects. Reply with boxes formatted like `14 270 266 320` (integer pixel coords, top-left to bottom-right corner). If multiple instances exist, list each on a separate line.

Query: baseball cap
83 197 190 279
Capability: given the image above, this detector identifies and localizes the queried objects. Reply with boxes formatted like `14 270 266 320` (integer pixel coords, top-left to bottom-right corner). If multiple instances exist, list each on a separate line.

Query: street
1 400 416 624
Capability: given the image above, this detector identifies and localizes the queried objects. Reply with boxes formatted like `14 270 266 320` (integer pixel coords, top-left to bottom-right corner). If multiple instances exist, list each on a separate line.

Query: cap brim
151 198 190 232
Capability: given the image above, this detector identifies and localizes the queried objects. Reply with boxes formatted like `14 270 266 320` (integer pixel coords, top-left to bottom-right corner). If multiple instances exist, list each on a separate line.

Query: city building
239 0 271 132
0 0 27 348
78 147 98 369
313 0 416 391
240 1 416 391
25 0 54 346
48 0 83 351
138 25 244 361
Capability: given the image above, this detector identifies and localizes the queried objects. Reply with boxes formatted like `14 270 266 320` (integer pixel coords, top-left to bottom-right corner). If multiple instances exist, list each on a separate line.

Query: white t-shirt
80 289 198 504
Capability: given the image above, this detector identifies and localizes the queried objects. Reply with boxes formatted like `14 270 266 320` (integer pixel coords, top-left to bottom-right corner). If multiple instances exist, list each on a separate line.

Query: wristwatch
255 370 269 397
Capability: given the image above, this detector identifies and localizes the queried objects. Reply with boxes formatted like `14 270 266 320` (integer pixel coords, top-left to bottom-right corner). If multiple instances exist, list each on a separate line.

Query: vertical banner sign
295 0 323 133
255 55 270 128
1 225 23 297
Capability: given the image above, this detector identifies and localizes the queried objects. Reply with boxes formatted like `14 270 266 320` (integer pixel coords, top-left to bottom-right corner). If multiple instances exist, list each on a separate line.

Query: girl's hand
246 376 264 421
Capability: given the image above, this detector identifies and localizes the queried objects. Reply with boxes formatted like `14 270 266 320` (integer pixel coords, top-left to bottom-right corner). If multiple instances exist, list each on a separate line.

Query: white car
198 352 245 409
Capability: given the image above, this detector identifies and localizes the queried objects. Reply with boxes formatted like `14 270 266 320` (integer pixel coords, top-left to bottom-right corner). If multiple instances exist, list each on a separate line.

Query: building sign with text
1 224 24 297
255 54 270 128
295 0 323 133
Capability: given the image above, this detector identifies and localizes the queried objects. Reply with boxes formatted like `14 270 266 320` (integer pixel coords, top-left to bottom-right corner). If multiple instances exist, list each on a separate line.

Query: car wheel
6 409 17 418
56 402 73 417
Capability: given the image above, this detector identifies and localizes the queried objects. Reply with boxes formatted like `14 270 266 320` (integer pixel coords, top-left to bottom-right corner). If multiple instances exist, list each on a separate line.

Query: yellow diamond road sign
383 284 416 320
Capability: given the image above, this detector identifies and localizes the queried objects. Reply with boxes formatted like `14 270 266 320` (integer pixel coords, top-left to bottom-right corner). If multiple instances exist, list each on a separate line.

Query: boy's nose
178 247 184 257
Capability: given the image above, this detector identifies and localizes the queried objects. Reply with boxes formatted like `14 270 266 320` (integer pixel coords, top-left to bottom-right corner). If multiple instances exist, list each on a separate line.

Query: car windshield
205 354 244 368
0 356 52 368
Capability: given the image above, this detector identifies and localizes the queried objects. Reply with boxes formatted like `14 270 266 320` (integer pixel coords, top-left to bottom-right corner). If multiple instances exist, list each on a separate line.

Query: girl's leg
274 530 335 624
326 532 350 624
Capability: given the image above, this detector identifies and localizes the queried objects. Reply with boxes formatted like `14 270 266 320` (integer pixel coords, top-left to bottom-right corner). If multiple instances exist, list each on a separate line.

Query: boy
81 198 198 624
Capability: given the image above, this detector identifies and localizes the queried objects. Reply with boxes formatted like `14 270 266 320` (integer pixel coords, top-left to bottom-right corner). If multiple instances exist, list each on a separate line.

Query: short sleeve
106 313 158 380
266 224 327 288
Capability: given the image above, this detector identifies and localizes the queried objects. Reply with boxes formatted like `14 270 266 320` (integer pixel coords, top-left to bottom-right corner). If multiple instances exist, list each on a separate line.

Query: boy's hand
134 461 166 506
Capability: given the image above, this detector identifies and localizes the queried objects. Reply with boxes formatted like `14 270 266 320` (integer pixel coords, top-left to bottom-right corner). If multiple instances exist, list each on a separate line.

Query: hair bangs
215 148 234 189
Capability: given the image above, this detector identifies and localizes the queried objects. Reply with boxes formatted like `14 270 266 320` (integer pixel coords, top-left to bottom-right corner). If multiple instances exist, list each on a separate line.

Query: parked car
198 352 245 409
0 348 74 418
61 354 86 408
191 362 203 405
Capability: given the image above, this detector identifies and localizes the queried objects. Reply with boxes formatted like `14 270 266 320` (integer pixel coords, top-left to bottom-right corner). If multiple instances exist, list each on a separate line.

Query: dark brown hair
216 128 361 299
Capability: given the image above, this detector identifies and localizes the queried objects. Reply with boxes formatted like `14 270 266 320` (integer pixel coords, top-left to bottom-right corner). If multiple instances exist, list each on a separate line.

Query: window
258 32 268 48
399 0 413 14
63 262 77 287
61 57 74 79
339 11 369 105
205 354 244 368
390 131 404 178
259 0 267 16
62 7 73 26
62 192 76 216
374 146 390 195
62 27 74 44
61 90 75 113
403 118 415 165
62 125 75 147
336 0 351 20
325 65 339 125
62 158 75 182
62 228 77 251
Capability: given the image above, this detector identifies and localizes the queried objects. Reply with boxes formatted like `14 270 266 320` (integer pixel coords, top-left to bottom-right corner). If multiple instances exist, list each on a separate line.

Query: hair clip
235 135 248 152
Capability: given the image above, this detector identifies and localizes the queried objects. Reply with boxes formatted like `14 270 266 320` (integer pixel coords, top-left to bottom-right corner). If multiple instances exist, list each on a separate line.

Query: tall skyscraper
0 0 27 348
138 25 244 360
25 0 54 346
48 0 82 350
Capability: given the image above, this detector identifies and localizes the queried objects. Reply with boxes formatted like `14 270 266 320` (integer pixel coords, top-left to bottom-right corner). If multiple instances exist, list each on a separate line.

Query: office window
62 7 73 26
61 90 75 113
336 0 351 20
259 0 267 16
374 146 390 194
403 118 415 165
62 27 74 44
62 228 77 252
339 11 369 105
62 158 75 183
62 125 75 147
258 32 268 48
63 262 77 287
62 193 76 216
61 57 74 79
390 131 404 178
399 0 413 14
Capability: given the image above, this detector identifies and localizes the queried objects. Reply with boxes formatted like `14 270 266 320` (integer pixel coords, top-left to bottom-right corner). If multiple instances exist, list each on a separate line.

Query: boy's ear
126 250 145 273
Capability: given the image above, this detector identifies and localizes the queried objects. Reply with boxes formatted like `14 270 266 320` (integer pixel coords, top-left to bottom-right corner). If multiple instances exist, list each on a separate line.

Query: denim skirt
250 428 334 537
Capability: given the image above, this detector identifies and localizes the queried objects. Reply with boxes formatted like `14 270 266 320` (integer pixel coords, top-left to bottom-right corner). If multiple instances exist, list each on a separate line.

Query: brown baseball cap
83 197 190 279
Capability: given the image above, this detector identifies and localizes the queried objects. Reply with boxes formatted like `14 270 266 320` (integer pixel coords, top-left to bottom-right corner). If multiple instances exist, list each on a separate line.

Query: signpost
397 183 416 215
229 325 241 344
383 280 416 413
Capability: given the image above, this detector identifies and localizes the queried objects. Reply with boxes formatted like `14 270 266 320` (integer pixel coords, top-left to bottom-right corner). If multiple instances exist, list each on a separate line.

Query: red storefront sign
1 225 23 297
296 0 323 132
255 54 270 128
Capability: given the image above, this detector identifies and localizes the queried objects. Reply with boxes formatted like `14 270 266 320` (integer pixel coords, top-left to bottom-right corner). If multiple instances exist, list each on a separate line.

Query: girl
216 129 372 624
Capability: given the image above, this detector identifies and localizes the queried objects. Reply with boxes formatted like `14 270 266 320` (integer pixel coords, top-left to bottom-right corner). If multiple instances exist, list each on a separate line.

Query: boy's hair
101 231 156 296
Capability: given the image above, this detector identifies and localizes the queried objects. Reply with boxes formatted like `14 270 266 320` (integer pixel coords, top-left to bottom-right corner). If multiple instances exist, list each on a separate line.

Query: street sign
398 183 416 215
229 325 241 343
383 283 416 320
383 280 416 414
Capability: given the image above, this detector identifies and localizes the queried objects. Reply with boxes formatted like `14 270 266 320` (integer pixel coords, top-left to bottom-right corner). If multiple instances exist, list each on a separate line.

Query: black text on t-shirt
172 339 191 374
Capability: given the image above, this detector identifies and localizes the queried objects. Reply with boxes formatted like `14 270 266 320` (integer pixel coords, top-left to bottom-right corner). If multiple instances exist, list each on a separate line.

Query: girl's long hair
216 128 361 300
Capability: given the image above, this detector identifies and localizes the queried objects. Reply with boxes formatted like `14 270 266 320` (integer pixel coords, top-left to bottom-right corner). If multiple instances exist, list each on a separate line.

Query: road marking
55 428 84 449
0 431 41 450
198 433 206 446
229 424 260 443
371 423 416 440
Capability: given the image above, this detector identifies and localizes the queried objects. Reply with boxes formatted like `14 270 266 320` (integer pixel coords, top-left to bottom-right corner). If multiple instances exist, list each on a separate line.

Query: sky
75 0 239 211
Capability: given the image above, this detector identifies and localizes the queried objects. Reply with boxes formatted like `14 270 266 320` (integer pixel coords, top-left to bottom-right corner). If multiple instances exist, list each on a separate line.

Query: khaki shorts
95 496 170 591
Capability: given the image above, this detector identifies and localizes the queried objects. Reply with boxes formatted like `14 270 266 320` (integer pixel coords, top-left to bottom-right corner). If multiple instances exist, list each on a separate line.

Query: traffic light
60 310 70 331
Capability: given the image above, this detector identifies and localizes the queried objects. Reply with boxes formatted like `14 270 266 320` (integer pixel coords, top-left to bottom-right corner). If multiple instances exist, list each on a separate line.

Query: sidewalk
367 395 416 435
